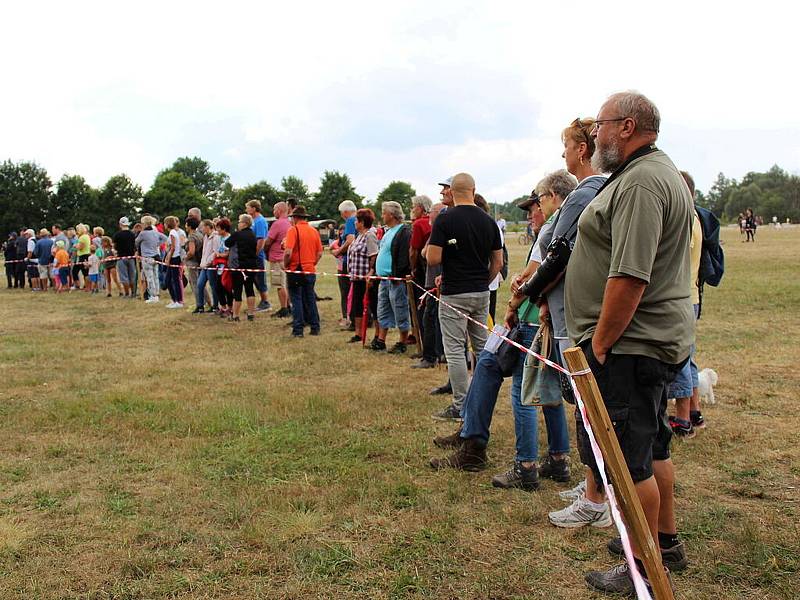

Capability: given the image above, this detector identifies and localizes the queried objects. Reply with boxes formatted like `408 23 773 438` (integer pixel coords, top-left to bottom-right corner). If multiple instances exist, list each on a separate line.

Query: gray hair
411 195 432 213
238 213 253 227
609 90 660 135
338 200 357 213
188 207 202 219
381 201 405 222
537 169 577 200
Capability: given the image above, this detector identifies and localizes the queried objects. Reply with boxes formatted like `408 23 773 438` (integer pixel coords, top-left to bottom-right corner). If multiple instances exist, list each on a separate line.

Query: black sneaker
538 455 571 482
607 537 689 572
668 416 695 438
347 335 362 343
429 382 452 395
246 314 254 322
585 562 673 597
370 338 386 351
192 307 205 314
431 403 461 421
309 329 320 336
256 300 271 312
690 410 705 429
492 461 539 491
388 342 407 354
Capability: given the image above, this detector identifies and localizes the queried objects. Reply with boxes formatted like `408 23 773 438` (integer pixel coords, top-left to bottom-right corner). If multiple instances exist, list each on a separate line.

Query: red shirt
410 217 432 250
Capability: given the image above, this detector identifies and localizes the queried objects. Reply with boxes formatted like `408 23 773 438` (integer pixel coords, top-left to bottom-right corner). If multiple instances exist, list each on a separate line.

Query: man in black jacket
370 201 412 353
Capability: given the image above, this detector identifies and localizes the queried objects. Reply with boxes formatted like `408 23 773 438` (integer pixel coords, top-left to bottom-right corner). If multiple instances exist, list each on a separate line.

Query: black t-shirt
225 228 257 269
428 204 502 295
113 229 136 257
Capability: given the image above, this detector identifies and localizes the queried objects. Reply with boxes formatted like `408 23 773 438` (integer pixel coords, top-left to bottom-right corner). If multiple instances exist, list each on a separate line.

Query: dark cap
290 205 309 219
516 191 540 211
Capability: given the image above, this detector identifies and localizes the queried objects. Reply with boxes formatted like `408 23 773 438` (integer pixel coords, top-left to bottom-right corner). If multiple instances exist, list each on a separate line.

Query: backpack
695 205 724 318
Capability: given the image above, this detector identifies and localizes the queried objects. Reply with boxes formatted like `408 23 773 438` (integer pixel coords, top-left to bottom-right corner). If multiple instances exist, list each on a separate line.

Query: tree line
0 157 430 236
698 165 800 223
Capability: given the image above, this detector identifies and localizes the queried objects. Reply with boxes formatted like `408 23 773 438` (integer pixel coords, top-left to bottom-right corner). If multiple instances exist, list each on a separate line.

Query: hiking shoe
429 382 452 395
411 359 436 369
538 455 571 482
431 404 461 422
388 342 407 354
492 461 539 491
430 438 487 471
585 562 665 597
347 335 362 343
369 338 386 351
246 314 255 322
668 416 696 438
548 496 612 529
690 410 706 429
192 307 205 314
271 307 290 318
256 300 271 312
559 480 586 502
433 428 463 449
607 537 689 572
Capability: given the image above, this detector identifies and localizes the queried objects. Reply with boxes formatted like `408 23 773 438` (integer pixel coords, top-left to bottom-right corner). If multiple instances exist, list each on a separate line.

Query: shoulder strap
292 226 301 270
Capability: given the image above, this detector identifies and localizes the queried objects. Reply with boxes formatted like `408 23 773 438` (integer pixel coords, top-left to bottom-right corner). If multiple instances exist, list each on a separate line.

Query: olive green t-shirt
565 149 694 364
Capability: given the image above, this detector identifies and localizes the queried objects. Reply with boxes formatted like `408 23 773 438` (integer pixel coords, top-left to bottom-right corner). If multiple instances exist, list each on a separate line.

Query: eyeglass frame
591 117 631 132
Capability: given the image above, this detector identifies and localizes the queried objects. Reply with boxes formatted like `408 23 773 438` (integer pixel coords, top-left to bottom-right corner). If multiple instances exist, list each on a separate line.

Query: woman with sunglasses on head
224 213 258 322
512 118 612 529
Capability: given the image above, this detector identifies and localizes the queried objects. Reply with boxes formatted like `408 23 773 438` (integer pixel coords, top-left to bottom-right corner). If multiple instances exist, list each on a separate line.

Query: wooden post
563 347 674 600
406 280 423 356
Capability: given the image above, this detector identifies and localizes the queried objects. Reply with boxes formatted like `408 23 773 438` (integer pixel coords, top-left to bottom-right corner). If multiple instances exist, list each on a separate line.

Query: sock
633 557 646 575
658 531 679 548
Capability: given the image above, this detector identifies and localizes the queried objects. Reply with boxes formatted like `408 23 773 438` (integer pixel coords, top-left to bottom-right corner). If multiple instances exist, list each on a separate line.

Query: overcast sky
3 1 799 203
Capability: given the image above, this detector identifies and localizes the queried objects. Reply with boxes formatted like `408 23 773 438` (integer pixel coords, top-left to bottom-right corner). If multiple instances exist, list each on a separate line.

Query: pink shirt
266 216 291 262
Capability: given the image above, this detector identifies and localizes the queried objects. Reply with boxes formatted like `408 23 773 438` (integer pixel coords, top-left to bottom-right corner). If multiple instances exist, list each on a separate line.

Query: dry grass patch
0 227 798 599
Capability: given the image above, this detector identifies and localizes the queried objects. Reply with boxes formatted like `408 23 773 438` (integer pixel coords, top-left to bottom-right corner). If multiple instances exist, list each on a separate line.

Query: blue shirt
252 214 268 260
342 216 357 270
34 238 54 265
375 224 402 277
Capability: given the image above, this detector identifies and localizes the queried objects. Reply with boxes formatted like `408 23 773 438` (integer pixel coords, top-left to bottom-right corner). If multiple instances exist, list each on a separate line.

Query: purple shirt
267 216 291 262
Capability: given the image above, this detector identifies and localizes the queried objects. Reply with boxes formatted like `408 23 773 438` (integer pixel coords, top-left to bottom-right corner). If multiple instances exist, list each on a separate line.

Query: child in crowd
87 243 100 293
54 240 70 293
101 236 120 297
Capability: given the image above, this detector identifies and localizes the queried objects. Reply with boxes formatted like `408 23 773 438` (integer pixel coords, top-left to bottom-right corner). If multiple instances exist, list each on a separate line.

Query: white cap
119 217 130 226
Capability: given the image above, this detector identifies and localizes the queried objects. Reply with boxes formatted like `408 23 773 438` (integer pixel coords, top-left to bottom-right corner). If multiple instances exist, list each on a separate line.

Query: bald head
450 172 476 205
273 201 288 218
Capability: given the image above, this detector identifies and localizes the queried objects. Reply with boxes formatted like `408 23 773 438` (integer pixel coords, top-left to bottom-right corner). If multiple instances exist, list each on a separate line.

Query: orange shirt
55 248 70 267
284 221 323 273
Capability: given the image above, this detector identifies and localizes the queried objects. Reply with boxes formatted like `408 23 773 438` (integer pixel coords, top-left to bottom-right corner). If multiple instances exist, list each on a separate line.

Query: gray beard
591 137 624 173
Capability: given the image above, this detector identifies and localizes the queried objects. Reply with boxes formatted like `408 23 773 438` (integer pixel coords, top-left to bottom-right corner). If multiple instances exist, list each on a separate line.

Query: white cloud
1 0 799 200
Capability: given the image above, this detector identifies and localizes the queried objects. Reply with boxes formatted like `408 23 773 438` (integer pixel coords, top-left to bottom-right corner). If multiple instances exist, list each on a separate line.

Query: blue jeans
288 273 320 335
196 268 218 309
461 322 570 462
668 303 700 398
254 256 267 293
377 279 410 331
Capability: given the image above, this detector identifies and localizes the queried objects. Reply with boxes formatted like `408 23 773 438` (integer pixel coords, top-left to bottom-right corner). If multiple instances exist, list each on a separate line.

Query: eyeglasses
538 192 553 199
592 117 630 131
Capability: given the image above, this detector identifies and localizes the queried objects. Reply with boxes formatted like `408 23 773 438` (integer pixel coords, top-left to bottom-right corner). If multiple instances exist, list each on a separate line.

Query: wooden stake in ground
406 280 423 355
562 347 674 600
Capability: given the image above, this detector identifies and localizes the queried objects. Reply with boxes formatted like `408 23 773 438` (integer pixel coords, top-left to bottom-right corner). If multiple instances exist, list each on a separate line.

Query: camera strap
595 143 659 196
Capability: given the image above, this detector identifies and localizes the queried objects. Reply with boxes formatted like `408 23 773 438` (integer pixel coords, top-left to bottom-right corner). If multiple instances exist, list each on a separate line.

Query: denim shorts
667 303 700 398
377 279 410 331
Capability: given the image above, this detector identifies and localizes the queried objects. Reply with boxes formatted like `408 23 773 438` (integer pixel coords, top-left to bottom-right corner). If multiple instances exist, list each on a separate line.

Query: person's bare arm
487 248 503 283
592 276 647 363
409 247 420 271
283 247 292 269
426 244 442 267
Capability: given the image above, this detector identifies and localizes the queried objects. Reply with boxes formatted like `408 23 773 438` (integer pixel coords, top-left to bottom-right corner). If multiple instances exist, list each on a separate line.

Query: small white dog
698 368 719 404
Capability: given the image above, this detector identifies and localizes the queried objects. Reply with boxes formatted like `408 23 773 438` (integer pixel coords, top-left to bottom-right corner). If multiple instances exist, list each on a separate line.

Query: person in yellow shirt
668 171 704 437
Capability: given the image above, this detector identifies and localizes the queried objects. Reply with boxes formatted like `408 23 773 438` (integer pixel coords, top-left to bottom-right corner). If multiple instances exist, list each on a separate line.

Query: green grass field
1 227 798 599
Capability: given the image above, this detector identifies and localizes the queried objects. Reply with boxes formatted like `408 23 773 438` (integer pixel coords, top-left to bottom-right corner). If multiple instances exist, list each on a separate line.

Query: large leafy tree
373 181 416 218
95 174 143 231
310 171 362 220
0 160 52 236
143 171 208 219
280 175 309 203
168 156 229 197
49 174 97 229
229 180 282 217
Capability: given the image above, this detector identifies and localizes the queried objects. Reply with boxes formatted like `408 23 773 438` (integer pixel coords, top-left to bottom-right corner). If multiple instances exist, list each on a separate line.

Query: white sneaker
167 302 184 309
166 302 177 308
145 297 159 304
548 496 613 529
559 479 587 502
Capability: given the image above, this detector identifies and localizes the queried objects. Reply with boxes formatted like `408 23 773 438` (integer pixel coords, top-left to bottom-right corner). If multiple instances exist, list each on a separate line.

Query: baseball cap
438 176 453 187
516 191 540 211
119 217 130 226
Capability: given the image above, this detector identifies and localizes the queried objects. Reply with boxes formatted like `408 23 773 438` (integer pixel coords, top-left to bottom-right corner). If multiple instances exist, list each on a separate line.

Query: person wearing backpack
668 171 725 436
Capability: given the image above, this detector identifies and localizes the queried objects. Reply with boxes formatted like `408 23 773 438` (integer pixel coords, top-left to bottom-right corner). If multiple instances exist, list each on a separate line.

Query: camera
518 235 572 301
